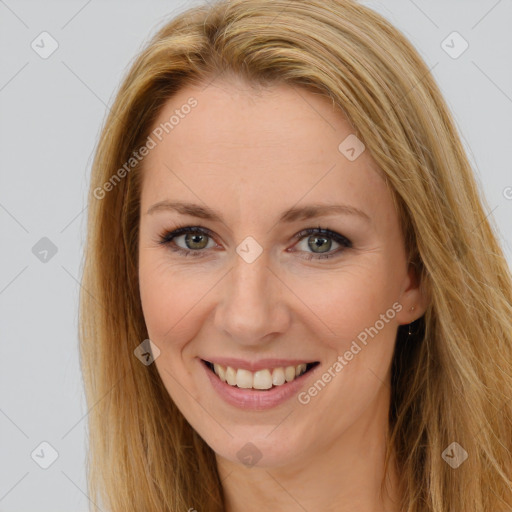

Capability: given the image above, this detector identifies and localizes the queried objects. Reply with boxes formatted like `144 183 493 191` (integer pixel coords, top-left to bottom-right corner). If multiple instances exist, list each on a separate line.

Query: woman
79 0 512 510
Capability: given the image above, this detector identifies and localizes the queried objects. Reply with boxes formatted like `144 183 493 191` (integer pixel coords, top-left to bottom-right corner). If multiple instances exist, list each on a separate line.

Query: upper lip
201 357 318 372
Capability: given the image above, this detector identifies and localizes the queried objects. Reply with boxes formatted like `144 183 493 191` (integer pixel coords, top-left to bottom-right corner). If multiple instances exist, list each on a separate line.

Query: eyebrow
145 200 370 223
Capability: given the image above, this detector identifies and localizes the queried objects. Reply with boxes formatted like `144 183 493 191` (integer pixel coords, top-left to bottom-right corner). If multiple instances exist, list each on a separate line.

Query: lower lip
200 360 319 410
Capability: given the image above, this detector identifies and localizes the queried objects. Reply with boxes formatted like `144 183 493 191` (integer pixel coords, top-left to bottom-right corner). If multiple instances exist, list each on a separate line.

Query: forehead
140 79 388 223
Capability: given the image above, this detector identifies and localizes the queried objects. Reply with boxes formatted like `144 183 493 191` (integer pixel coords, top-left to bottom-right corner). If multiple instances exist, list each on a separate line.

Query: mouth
201 359 320 391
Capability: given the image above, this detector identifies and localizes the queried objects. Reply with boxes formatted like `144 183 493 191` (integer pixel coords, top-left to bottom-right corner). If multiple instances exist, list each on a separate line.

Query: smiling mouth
202 359 320 391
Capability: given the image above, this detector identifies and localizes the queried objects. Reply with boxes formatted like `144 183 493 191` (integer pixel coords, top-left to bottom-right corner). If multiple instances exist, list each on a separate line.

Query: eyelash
155 225 352 261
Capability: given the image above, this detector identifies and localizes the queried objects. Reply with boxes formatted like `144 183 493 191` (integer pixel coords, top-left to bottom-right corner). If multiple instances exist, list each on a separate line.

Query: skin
138 75 428 512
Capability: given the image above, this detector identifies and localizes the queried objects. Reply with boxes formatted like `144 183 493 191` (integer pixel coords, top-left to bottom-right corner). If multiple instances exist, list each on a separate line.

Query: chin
196 420 312 469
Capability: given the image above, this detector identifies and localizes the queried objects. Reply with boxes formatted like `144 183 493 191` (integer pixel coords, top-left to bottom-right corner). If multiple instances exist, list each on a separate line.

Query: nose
213 249 291 346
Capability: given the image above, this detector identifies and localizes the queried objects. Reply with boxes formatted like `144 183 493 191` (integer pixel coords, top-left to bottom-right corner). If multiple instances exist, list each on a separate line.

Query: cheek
295 287 399 446
289 260 400 418
289 260 399 349
139 253 218 354
138 257 207 407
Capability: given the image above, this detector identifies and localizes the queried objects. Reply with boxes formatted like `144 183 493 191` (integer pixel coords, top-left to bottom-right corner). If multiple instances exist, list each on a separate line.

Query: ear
396 262 429 325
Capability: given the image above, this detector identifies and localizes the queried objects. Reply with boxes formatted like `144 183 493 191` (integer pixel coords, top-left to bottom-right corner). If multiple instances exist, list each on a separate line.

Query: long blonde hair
79 0 512 510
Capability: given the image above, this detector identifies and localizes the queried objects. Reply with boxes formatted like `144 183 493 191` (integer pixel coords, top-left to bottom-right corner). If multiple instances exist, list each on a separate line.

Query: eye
291 226 352 260
157 226 217 257
156 225 352 260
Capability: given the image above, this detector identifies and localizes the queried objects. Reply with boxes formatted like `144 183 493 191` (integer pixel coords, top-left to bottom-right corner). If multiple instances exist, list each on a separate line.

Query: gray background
1 0 511 510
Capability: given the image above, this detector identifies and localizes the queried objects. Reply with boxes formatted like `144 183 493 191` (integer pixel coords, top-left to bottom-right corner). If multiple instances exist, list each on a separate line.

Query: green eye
157 225 352 260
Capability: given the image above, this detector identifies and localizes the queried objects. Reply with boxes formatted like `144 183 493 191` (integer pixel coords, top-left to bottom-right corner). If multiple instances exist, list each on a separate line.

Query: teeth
214 363 226 382
225 366 237 386
236 369 253 389
210 362 311 390
253 369 273 390
272 367 286 386
285 366 296 382
295 363 307 377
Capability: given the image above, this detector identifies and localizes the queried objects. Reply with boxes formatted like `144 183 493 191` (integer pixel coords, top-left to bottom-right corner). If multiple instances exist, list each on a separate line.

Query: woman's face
138 78 425 469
